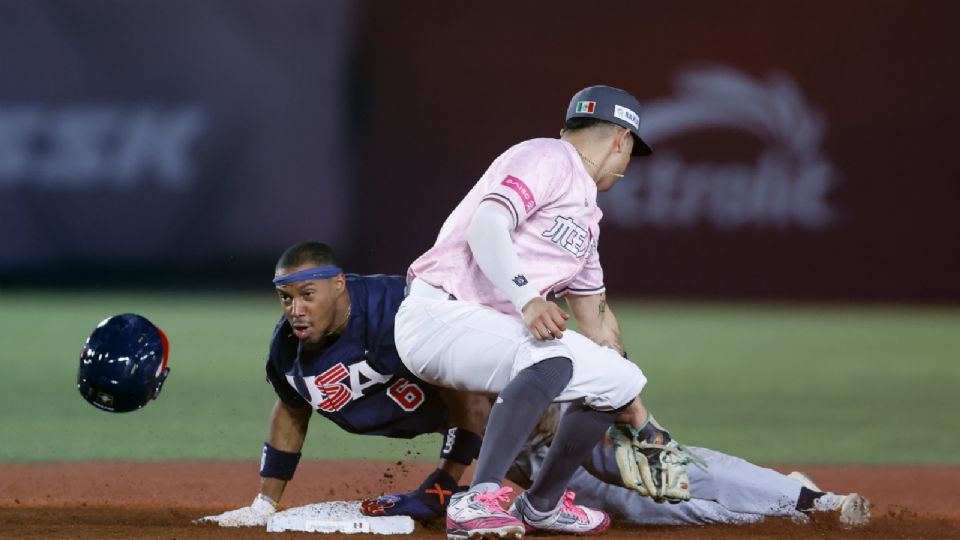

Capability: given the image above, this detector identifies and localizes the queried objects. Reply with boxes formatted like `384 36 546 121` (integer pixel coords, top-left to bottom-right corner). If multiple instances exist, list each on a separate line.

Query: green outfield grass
0 290 957 465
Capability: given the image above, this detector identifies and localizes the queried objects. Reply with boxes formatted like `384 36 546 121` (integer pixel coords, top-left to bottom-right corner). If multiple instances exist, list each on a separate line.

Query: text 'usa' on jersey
264 274 448 438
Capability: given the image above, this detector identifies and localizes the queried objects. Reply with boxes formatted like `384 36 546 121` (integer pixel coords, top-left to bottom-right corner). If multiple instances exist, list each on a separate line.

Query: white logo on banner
0 105 208 189
602 66 837 230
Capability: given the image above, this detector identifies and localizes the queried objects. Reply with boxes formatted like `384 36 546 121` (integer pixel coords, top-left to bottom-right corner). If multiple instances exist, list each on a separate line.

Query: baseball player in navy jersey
198 241 870 529
200 241 489 527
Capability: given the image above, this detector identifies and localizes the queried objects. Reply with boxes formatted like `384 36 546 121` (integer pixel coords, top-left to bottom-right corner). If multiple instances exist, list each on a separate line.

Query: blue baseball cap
565 85 653 156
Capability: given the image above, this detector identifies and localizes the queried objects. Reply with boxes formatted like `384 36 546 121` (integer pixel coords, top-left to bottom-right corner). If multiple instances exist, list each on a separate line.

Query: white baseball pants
395 279 646 410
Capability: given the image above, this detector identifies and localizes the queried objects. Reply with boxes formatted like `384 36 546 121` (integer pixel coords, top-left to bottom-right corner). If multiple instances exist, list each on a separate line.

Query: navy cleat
361 468 465 520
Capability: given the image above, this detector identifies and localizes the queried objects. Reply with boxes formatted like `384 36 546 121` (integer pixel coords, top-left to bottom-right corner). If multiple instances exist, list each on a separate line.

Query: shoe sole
446 527 525 540
789 472 871 528
840 493 872 528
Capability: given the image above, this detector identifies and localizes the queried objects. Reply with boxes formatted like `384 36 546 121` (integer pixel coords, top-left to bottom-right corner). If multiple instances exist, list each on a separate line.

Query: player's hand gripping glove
360 468 466 520
194 493 278 527
608 416 704 504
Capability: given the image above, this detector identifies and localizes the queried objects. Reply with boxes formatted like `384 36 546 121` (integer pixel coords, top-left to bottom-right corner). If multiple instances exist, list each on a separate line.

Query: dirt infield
2 461 959 539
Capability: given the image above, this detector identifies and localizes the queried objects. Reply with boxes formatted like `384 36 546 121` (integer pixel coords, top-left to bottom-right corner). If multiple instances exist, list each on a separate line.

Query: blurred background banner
1 1 958 301
0 0 356 280
353 2 960 301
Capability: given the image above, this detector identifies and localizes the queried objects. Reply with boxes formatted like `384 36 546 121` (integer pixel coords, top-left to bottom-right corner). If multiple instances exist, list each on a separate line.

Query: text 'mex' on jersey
265 274 447 438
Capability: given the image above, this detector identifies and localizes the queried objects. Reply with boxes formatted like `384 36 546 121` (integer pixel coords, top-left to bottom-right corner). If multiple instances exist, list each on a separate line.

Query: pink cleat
446 486 525 540
510 491 610 536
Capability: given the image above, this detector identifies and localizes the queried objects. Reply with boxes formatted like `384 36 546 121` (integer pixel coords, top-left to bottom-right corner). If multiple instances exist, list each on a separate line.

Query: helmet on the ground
77 313 171 413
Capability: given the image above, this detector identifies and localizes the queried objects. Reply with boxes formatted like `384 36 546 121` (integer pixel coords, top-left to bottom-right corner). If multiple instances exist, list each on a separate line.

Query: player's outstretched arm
259 398 312 502
566 293 624 355
197 399 312 527
564 297 696 503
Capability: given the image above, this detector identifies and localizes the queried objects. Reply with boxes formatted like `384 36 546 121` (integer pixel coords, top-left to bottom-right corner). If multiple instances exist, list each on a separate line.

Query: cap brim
631 133 653 156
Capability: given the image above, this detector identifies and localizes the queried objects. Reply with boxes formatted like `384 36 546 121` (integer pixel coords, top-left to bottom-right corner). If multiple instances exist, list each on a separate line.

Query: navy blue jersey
265 274 448 438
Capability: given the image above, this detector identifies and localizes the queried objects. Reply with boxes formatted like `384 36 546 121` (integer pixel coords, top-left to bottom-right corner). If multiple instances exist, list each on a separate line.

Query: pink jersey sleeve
480 141 564 229
556 234 605 297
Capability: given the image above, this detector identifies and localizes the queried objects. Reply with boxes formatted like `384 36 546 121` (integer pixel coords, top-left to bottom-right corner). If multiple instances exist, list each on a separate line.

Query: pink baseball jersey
408 138 606 316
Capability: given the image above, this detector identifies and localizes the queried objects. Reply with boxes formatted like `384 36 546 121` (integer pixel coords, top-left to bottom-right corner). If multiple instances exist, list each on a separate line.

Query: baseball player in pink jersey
395 85 691 539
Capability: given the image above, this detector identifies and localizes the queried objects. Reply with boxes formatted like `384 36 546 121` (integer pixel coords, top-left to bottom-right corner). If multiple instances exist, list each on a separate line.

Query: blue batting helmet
77 313 171 413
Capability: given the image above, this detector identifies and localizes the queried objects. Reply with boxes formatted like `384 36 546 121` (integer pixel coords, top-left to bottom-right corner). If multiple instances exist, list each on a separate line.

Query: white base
266 500 416 535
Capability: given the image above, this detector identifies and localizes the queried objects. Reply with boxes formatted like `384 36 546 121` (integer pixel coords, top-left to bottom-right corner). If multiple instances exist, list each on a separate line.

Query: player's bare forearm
566 293 624 355
267 398 312 451
260 399 312 503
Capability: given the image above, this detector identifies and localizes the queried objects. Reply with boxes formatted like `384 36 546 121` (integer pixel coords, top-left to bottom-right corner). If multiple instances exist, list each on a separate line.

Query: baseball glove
608 418 703 503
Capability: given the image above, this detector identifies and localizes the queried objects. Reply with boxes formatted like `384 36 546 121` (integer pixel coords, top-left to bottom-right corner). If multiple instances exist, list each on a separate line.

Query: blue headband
273 265 343 286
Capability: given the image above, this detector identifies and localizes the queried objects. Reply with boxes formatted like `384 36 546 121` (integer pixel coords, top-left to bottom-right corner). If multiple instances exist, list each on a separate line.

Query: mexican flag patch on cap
576 101 596 113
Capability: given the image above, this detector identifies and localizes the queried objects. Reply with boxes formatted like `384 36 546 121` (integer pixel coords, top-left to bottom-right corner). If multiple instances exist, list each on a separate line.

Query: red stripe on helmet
156 326 170 369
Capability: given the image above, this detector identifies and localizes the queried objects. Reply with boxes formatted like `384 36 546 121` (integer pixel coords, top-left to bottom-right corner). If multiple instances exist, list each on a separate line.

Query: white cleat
446 487 525 540
509 491 610 536
789 471 872 528
837 492 872 528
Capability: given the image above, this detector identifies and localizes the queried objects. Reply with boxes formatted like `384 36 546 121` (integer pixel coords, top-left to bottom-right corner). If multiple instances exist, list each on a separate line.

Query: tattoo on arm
599 299 607 315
